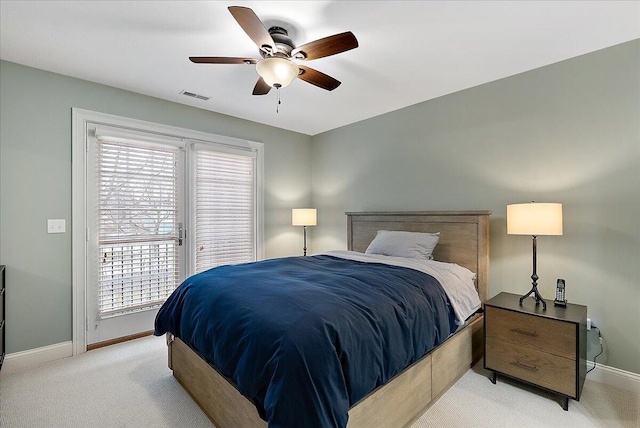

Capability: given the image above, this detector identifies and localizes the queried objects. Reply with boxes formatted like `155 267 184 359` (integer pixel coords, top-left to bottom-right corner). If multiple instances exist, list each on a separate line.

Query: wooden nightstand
484 292 587 410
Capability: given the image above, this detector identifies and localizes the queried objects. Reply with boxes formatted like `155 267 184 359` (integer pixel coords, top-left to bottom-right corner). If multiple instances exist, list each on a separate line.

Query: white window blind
97 138 179 316
195 146 256 273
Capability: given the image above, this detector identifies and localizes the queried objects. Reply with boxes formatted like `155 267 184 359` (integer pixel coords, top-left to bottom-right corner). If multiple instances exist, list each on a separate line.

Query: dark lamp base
519 284 547 310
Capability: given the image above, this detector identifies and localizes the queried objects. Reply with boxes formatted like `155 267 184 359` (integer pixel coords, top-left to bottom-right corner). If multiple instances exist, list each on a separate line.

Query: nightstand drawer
486 337 576 397
485 306 575 359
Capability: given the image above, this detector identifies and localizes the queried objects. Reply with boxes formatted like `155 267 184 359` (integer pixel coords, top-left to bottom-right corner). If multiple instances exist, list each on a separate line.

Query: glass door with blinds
86 130 186 345
192 144 257 274
83 120 261 347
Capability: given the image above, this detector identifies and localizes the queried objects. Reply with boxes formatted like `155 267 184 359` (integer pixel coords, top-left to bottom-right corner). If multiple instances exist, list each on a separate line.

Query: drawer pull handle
511 328 538 337
510 360 538 372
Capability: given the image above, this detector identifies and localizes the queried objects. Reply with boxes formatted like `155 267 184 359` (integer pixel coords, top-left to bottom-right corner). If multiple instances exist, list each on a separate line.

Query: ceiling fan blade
292 32 358 61
189 57 258 64
228 6 276 53
252 77 272 95
298 66 341 91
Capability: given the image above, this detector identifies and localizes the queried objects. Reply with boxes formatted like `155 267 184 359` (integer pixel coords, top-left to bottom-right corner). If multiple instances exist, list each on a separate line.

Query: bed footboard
170 334 268 428
167 313 483 428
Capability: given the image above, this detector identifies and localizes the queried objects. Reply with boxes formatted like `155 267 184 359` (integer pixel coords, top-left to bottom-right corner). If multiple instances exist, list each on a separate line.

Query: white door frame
71 108 264 355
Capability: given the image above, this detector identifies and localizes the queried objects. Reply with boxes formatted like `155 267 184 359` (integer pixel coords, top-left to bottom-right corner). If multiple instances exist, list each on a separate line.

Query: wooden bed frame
166 211 491 428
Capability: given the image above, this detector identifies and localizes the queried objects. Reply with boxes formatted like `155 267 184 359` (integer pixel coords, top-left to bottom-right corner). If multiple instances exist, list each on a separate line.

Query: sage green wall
310 40 640 374
2 40 639 375
0 60 312 354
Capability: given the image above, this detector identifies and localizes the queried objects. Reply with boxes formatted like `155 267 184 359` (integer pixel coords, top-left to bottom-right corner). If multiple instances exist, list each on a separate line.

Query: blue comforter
154 255 456 428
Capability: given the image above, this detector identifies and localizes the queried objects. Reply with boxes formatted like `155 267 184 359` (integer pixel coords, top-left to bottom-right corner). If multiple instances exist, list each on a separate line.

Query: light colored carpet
414 363 639 428
1 335 637 428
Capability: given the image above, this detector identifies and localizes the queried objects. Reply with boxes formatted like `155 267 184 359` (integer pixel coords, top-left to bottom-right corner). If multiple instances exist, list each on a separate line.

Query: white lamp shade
507 203 563 236
292 208 317 226
256 57 299 88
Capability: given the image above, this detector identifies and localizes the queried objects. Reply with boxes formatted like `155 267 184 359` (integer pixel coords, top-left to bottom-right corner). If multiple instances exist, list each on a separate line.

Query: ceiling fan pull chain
276 87 281 113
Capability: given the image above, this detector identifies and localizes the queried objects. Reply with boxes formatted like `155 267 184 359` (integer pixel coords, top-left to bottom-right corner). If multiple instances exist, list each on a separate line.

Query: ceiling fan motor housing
262 26 295 58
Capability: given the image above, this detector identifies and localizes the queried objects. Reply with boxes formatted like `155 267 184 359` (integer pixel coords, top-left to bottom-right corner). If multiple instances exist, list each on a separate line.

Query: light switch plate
47 219 66 234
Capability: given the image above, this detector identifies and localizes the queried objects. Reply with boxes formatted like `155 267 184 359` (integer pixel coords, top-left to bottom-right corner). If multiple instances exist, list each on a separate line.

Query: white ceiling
1 1 638 136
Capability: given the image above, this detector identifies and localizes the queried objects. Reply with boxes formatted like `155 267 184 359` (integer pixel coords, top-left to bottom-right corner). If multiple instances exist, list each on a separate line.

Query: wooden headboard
346 211 491 303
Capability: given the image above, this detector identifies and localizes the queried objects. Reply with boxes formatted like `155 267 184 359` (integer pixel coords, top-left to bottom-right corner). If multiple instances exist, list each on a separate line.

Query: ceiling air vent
180 90 210 101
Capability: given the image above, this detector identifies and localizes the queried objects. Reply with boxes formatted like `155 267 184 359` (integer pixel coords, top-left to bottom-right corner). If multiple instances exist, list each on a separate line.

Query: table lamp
507 202 563 310
292 208 317 256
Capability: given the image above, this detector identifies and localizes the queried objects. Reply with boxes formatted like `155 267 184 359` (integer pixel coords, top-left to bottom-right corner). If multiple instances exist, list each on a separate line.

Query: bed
158 211 490 428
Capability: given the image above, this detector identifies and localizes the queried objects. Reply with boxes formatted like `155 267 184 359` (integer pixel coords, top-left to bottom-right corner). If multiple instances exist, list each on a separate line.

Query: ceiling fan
189 6 359 95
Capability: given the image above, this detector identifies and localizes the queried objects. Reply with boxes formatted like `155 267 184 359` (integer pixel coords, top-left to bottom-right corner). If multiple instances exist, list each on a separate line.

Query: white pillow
365 230 440 260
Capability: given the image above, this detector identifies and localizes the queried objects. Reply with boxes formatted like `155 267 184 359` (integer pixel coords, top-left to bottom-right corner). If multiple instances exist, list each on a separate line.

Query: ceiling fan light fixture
256 57 299 89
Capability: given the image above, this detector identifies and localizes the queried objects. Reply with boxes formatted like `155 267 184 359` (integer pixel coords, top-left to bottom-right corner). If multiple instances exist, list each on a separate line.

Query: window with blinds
195 147 256 273
97 138 179 316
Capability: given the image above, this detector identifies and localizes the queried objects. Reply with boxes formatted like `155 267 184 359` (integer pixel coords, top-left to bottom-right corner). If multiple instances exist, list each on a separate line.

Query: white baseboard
2 340 637 395
587 362 640 394
2 341 73 374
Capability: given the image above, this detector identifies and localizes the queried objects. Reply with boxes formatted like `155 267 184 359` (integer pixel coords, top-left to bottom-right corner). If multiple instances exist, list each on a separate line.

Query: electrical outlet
587 318 591 330
47 219 66 234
